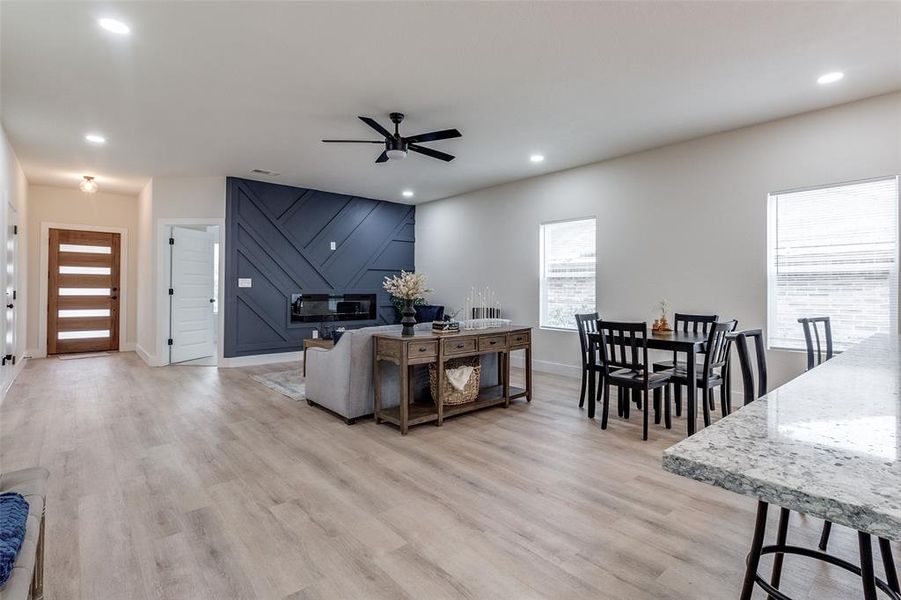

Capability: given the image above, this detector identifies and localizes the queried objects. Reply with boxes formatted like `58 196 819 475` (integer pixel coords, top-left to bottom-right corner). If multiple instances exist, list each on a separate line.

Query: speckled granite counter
663 334 901 541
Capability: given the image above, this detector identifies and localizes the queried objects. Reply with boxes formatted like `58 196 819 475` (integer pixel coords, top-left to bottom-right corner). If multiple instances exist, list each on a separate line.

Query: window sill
539 326 578 333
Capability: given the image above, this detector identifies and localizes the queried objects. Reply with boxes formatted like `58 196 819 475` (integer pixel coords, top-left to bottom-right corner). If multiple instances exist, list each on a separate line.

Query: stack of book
432 320 461 334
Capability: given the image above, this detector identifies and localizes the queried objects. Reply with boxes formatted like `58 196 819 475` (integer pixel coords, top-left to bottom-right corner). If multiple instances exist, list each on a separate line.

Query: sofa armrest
305 341 352 417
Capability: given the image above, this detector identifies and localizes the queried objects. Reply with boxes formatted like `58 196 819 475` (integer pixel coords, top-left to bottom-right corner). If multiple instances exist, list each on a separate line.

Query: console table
372 326 532 434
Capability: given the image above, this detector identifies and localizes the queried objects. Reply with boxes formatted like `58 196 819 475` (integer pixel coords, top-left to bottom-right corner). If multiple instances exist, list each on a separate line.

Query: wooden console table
372 326 532 434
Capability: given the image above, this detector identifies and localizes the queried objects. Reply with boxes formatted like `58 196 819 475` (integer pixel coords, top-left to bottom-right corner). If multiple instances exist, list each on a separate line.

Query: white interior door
169 226 215 363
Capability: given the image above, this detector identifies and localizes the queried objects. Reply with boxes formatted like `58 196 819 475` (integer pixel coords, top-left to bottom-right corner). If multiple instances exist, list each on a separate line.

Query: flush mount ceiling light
386 149 408 160
98 18 130 35
530 154 545 163
84 133 106 144
402 190 414 198
79 176 98 194
817 71 844 84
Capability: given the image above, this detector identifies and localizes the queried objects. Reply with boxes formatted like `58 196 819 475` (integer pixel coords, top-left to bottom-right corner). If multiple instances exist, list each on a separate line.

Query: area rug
251 369 306 401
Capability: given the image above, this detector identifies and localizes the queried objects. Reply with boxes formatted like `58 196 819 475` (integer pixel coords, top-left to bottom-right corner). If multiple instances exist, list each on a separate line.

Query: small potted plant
383 271 432 336
653 299 672 332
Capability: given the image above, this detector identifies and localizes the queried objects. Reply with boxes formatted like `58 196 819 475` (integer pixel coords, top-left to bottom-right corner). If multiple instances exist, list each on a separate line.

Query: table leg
740 501 769 600
686 345 697 436
303 347 307 377
525 346 532 402
436 354 444 426
503 351 510 407
399 357 409 435
587 342 596 418
373 347 382 424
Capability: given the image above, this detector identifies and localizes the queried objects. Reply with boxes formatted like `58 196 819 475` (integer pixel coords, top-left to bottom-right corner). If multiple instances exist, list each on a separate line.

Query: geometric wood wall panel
224 177 414 357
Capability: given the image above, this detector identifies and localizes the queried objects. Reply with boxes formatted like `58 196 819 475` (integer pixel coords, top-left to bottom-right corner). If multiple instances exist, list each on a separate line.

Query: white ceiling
2 1 899 203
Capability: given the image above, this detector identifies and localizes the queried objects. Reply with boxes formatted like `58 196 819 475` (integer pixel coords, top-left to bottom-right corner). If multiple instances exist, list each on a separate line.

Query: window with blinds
540 217 596 330
767 177 899 352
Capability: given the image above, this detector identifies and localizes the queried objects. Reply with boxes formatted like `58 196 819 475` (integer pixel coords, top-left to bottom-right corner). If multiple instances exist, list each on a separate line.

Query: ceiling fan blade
409 144 455 162
375 150 389 163
358 116 394 140
322 139 384 143
404 128 462 144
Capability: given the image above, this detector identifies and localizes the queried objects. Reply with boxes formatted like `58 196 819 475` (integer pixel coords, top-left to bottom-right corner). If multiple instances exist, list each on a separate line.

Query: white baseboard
509 354 581 379
26 348 45 359
135 344 160 367
1 355 28 403
120 342 137 352
219 350 303 368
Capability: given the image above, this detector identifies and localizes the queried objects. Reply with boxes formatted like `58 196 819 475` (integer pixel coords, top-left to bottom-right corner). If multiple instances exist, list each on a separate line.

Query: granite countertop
663 334 901 541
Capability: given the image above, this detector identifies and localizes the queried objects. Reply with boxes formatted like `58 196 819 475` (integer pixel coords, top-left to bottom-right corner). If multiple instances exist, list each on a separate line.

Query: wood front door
47 229 121 354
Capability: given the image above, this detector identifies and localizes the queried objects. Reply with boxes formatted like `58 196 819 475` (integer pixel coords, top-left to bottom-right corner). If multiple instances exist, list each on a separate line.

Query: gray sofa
305 323 497 423
0 468 48 600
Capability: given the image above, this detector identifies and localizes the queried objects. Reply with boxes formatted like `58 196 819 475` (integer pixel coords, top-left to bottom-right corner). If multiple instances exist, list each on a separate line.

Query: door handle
5 304 12 309
110 296 118 300
209 298 215 303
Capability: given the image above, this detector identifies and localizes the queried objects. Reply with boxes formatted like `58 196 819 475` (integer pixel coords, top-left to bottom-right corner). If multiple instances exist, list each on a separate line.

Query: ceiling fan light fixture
386 149 407 160
79 176 98 194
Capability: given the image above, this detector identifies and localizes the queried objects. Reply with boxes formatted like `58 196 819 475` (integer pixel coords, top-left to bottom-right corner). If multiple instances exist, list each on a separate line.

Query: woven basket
429 357 481 406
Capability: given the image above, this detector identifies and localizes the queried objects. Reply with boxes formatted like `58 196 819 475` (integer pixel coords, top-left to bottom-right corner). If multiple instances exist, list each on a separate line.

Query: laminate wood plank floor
1 352 895 599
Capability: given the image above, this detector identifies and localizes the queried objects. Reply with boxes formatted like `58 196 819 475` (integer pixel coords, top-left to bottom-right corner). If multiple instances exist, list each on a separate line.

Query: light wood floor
1 352 894 599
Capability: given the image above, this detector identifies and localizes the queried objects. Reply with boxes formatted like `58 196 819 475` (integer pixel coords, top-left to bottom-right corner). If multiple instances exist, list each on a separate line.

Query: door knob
209 298 215 303
5 304 12 309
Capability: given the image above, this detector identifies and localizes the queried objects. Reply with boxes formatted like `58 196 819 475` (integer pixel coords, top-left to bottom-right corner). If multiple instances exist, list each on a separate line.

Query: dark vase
401 299 417 336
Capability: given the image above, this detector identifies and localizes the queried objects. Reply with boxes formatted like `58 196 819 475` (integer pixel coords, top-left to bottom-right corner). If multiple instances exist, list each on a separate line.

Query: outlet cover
330 241 336 250
238 278 252 288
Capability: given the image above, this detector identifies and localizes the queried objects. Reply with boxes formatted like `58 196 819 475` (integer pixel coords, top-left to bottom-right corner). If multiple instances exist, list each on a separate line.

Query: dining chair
595 321 671 440
725 328 884 571
575 313 600 408
663 320 736 428
652 313 719 414
797 316 834 371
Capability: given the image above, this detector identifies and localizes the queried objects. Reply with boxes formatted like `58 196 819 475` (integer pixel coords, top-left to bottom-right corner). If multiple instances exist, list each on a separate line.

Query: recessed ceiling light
84 133 106 144
530 154 545 163
817 71 844 85
402 190 414 198
98 18 130 35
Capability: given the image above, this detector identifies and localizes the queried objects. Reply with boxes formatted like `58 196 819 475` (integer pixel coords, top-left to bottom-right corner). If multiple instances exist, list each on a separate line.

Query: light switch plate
238 278 252 288
330 241 336 250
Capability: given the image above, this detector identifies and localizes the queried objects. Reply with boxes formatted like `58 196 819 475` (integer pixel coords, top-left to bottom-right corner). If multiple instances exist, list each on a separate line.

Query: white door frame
156 218 226 366
37 222 129 358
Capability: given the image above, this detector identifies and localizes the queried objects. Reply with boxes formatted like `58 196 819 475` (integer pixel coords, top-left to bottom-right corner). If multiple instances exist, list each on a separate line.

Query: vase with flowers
383 271 432 336
652 298 672 332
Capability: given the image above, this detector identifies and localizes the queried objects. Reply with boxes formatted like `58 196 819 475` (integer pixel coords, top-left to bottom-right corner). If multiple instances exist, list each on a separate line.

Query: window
767 177 899 352
540 217 596 330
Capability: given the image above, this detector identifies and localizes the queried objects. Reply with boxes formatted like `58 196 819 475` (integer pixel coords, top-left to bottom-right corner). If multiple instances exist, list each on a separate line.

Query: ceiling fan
322 112 461 163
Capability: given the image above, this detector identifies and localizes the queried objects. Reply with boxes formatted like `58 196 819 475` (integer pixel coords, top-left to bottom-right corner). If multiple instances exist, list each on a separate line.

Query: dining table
586 329 710 435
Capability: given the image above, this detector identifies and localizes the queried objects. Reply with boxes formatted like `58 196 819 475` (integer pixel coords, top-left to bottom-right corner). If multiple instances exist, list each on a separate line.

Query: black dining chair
652 313 719 415
726 328 896 586
575 313 600 408
595 321 671 440
663 320 736 428
798 316 834 371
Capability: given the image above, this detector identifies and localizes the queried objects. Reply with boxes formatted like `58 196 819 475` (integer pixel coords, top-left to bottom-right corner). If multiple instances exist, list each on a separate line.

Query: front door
47 229 121 354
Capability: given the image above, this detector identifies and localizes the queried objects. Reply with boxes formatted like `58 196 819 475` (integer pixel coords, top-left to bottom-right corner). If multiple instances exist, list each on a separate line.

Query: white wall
0 125 28 397
26 184 139 353
135 176 225 365
416 92 901 389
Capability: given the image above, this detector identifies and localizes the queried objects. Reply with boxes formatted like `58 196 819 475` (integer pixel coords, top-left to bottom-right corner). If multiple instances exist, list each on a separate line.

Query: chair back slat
703 320 737 376
798 316 834 371
726 329 767 402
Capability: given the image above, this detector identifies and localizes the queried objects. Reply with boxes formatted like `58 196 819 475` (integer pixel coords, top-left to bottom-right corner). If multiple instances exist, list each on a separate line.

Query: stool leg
859 531 878 600
879 537 900 593
769 508 790 599
653 388 662 425
819 521 832 551
741 501 769 600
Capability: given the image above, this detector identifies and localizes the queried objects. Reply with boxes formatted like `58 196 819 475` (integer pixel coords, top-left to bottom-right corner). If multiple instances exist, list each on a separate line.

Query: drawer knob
456 343 464 349
489 340 497 345
419 346 428 352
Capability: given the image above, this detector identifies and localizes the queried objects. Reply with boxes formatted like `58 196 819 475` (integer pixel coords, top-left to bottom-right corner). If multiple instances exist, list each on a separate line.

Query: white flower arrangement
383 270 431 301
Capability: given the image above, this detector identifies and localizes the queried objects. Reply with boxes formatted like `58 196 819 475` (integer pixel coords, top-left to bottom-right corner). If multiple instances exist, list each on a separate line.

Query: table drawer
444 337 477 355
508 331 530 348
479 335 507 351
408 340 438 362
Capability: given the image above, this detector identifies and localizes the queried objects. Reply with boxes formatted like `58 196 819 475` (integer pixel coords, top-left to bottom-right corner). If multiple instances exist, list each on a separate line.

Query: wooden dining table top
586 329 708 349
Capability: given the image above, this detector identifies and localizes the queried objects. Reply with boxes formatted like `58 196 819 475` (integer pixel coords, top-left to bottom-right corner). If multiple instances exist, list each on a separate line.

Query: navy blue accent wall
224 177 414 357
